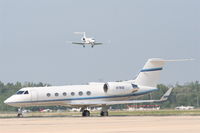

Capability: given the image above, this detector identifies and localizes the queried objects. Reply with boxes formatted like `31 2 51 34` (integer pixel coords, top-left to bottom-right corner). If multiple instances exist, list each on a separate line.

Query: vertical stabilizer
135 58 192 87
135 58 165 87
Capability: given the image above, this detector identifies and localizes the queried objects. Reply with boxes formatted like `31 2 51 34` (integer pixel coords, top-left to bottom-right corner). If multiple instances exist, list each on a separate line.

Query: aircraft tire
100 111 108 116
17 113 23 118
82 110 90 117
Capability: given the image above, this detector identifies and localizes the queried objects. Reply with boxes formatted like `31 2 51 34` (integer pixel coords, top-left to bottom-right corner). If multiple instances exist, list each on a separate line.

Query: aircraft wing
94 43 103 45
70 88 174 106
72 42 85 45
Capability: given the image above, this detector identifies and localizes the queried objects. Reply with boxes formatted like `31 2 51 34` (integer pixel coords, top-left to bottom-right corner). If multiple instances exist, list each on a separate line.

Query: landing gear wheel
17 113 23 118
100 111 108 116
82 110 90 117
17 108 23 117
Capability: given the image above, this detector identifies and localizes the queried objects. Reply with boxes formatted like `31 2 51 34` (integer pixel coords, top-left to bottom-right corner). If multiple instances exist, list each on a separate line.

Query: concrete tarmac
0 116 200 133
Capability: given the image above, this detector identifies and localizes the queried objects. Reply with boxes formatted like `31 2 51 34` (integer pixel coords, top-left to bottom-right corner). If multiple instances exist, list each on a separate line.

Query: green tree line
0 81 199 112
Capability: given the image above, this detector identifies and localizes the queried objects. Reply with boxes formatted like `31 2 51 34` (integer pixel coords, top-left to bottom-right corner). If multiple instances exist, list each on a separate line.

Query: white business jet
4 58 188 117
72 32 103 48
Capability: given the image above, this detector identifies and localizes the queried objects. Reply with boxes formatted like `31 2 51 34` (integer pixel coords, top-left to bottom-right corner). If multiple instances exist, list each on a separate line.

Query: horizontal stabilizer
74 32 85 35
160 59 194 62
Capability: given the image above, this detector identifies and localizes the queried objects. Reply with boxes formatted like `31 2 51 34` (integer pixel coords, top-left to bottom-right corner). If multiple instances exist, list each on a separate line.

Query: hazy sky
0 0 199 85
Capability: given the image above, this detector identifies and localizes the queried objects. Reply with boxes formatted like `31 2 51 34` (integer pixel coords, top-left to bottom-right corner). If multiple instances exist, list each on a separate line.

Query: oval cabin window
55 93 59 96
86 91 91 95
71 92 75 96
79 91 83 96
63 92 67 96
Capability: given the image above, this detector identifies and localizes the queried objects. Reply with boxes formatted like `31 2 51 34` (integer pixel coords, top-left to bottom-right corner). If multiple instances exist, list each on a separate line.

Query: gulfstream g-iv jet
4 58 190 117
72 32 103 48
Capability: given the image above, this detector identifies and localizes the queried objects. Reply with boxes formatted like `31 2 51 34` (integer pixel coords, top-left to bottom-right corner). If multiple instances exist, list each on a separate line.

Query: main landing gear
80 105 109 117
82 110 90 117
100 105 109 117
81 107 90 117
100 111 108 116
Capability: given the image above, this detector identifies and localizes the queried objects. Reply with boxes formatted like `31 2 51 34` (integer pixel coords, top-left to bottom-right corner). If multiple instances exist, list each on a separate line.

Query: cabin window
71 92 75 96
63 92 67 96
16 91 24 95
24 91 29 94
78 91 83 96
47 93 51 97
55 93 59 96
86 91 91 95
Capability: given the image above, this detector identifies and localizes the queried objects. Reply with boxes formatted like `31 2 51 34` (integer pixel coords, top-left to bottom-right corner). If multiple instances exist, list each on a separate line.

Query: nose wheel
17 108 24 117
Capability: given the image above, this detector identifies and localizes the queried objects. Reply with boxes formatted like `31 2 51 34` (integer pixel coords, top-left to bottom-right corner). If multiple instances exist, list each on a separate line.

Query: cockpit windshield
24 91 29 94
16 91 24 94
16 90 29 95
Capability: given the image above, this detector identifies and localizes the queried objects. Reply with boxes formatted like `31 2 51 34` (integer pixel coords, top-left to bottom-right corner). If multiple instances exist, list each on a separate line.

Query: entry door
31 90 38 101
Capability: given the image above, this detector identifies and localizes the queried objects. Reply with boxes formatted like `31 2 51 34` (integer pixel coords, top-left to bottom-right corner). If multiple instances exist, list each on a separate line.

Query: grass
1 109 200 118
109 109 200 116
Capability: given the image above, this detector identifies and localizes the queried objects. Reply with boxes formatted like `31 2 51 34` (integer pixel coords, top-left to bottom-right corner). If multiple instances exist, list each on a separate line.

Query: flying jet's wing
72 42 85 45
94 43 103 45
70 88 173 106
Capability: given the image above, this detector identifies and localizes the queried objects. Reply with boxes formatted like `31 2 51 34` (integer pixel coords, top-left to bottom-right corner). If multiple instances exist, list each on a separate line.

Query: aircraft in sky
4 58 189 117
72 32 103 48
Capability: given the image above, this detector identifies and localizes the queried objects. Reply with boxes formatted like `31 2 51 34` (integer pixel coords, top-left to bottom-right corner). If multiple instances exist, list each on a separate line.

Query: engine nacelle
103 82 138 95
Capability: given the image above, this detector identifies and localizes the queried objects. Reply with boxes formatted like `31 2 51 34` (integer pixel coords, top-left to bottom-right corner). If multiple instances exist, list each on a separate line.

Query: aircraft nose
4 97 12 105
4 98 9 104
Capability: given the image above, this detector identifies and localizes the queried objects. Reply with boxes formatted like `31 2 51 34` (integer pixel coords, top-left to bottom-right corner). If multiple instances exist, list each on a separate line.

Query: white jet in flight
72 32 103 48
4 58 188 117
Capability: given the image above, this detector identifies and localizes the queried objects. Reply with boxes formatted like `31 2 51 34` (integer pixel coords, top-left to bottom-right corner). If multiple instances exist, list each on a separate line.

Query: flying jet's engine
82 37 85 41
103 82 138 95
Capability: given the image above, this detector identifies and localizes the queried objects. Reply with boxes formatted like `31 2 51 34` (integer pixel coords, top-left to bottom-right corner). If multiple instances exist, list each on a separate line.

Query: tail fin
74 32 86 38
135 58 165 87
135 58 192 88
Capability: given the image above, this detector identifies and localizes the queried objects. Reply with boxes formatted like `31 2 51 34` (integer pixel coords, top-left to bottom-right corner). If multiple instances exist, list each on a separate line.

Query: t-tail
74 32 86 38
135 58 193 88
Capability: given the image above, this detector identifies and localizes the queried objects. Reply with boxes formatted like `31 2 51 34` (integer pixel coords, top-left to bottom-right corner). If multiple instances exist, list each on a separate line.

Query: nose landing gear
17 108 24 117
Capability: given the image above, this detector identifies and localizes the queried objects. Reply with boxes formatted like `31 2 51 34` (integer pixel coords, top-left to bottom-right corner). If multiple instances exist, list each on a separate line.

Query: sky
0 0 199 85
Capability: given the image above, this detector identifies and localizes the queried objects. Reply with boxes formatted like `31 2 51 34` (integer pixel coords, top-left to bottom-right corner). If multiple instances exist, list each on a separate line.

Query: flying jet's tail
74 32 86 38
135 58 193 88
